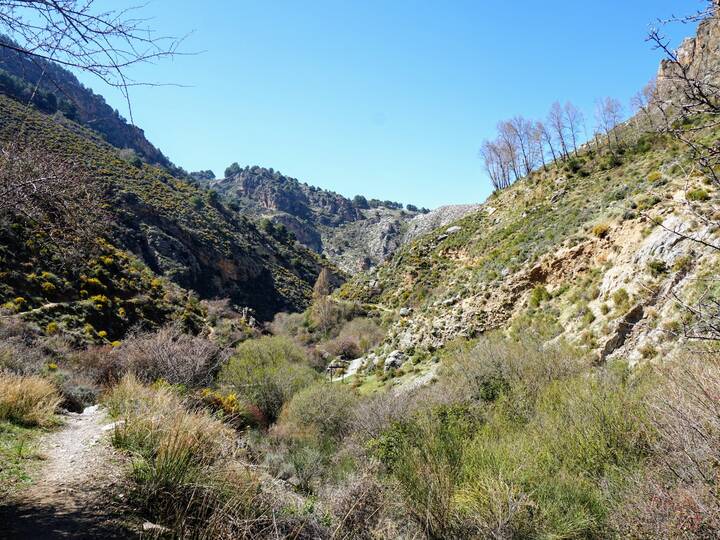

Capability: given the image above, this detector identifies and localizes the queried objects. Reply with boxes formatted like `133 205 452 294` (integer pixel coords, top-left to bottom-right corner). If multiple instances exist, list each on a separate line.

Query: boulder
384 350 406 371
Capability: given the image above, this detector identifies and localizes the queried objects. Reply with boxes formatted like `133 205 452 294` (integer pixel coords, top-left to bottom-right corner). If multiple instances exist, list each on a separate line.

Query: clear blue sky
77 1 701 209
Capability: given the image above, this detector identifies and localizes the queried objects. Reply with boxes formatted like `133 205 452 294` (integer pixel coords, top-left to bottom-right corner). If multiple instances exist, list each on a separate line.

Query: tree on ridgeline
564 101 585 155
548 101 570 160
595 97 625 150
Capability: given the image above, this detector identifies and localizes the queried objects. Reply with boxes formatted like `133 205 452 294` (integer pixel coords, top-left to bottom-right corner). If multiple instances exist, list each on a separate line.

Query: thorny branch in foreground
0 142 108 264
0 0 188 122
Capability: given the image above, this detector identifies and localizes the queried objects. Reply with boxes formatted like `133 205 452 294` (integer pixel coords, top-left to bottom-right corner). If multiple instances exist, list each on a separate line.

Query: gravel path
0 406 135 539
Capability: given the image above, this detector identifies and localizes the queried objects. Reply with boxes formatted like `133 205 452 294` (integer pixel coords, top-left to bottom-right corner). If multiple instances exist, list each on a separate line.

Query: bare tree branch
0 0 190 122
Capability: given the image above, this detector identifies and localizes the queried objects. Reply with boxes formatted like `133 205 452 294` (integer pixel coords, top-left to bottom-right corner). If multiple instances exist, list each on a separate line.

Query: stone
143 522 171 533
383 350 406 371
446 225 462 234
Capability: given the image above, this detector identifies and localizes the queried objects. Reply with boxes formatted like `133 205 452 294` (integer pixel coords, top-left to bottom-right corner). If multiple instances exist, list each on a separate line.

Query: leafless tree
0 0 186 120
537 121 558 163
480 139 512 191
507 116 536 176
480 140 500 191
547 101 569 160
497 120 521 180
531 121 547 171
563 101 584 155
0 143 107 263
631 77 658 129
595 96 624 149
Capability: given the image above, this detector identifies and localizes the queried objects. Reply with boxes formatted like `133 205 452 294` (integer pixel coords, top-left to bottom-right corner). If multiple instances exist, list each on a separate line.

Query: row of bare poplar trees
481 80 657 191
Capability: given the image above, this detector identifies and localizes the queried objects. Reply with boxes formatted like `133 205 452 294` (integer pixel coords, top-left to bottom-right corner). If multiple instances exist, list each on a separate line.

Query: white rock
384 350 407 371
143 522 170 533
446 226 462 234
101 421 124 432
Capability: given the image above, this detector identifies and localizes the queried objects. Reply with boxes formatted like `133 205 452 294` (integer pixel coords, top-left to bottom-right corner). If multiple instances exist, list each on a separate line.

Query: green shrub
647 170 662 183
672 255 692 272
528 285 550 309
687 188 710 201
592 222 610 238
438 334 587 408
220 336 317 423
45 322 59 335
456 372 650 538
279 381 357 442
635 195 661 210
612 288 630 310
647 259 668 277
371 405 477 539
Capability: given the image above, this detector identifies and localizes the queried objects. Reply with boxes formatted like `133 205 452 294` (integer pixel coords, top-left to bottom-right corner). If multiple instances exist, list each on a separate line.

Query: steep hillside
339 122 720 382
212 166 428 272
0 41 172 167
0 94 339 336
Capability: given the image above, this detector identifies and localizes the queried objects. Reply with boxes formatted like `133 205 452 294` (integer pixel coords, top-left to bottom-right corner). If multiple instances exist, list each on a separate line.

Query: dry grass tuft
0 373 60 427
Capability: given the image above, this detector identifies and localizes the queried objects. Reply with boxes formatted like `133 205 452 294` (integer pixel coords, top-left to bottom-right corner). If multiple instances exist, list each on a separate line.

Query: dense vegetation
4 302 717 538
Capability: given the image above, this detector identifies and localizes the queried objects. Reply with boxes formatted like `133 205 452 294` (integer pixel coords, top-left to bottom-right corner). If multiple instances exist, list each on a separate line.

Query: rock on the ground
384 350 406 371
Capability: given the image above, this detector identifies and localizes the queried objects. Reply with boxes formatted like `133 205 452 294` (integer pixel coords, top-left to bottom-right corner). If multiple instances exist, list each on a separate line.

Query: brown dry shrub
0 338 52 375
321 317 384 360
611 352 720 538
326 470 386 540
612 471 720 539
112 325 229 387
651 353 720 488
350 388 427 443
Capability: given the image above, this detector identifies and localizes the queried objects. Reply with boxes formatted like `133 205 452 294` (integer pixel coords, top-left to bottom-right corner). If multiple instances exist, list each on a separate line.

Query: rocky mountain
0 38 172 168
210 165 432 273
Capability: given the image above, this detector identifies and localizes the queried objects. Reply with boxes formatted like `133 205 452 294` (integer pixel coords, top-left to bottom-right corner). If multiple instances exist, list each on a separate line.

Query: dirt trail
0 406 136 539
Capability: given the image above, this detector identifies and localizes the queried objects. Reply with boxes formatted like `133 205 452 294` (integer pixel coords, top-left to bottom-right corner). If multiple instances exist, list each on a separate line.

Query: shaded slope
0 41 171 168
0 95 339 331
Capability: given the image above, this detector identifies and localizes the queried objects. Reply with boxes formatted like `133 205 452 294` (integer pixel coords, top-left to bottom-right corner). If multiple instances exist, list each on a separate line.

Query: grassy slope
341 132 674 307
0 95 339 339
339 124 719 371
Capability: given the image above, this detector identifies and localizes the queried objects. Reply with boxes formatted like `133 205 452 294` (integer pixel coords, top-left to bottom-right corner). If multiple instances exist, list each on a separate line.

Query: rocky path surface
0 406 135 539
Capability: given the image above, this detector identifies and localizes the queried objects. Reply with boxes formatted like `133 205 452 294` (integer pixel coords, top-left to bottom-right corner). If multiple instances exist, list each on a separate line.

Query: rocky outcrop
211 166 434 273
214 166 361 226
657 9 720 107
322 207 412 273
403 204 482 244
